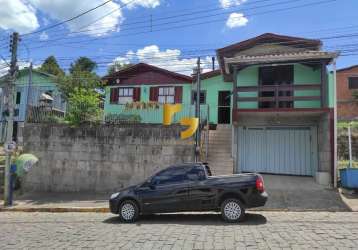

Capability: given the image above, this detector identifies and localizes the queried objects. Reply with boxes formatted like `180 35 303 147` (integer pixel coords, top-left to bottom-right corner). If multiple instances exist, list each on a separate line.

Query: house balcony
237 83 323 108
233 83 331 123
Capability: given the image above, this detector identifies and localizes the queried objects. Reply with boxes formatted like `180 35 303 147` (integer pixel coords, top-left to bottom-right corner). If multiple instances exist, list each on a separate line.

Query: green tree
107 62 133 75
70 57 97 73
353 91 358 102
57 69 102 99
65 88 102 126
39 56 64 76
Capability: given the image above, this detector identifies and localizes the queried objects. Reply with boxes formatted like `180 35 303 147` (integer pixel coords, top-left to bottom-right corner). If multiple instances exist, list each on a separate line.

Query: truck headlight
110 192 120 199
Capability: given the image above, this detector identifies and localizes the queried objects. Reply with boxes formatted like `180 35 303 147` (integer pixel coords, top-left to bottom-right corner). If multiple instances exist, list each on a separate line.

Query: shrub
105 113 141 124
65 88 102 126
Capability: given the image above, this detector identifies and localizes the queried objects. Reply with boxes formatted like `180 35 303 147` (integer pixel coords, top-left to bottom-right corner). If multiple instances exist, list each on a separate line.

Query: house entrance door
218 91 231 124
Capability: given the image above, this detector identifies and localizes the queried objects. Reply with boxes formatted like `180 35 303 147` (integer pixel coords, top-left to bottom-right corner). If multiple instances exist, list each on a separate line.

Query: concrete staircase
206 125 234 175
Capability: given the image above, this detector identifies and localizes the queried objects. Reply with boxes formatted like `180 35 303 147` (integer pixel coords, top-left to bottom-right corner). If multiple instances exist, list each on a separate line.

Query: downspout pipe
333 59 337 188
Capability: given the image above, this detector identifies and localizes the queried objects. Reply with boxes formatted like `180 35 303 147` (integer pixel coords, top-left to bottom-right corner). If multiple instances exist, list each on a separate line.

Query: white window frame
118 87 134 104
158 86 175 104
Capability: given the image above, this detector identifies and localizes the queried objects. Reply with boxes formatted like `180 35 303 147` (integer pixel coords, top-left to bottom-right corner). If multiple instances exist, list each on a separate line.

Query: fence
338 123 358 170
26 102 209 127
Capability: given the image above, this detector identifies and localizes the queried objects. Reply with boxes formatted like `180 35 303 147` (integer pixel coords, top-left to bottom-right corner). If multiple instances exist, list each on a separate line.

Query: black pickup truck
109 163 267 222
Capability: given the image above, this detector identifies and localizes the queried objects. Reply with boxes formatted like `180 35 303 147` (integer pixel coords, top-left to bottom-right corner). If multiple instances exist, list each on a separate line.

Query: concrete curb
0 207 353 213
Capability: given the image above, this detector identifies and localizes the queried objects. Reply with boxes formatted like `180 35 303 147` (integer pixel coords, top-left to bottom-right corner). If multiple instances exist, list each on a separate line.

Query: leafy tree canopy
70 57 97 73
39 56 64 76
57 68 102 99
107 62 133 75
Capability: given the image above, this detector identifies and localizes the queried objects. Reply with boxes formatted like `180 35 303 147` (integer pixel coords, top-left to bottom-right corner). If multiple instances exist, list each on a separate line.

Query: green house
103 33 339 186
0 67 66 141
215 33 338 185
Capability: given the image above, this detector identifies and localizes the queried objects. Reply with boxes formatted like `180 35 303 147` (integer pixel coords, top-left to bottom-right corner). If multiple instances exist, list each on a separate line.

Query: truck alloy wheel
221 199 245 222
119 200 139 222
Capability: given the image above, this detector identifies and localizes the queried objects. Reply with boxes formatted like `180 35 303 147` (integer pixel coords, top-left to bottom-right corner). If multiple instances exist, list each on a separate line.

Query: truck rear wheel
220 198 245 223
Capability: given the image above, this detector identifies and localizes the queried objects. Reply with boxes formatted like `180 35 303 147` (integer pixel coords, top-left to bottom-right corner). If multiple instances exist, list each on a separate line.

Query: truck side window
152 167 187 185
186 167 205 181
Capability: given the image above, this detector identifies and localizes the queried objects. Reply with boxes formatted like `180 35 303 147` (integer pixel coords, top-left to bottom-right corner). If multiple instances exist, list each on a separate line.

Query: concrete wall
23 124 194 192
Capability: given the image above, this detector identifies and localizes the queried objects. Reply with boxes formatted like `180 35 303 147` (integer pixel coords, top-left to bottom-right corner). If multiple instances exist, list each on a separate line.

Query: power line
23 0 337 48
21 0 123 37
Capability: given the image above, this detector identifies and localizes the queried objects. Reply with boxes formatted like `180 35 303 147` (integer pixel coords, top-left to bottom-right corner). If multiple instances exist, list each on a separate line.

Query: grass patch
338 160 358 169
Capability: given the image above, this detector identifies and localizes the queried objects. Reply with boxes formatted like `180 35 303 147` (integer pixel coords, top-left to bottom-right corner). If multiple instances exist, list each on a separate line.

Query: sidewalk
339 188 358 212
1 189 358 212
0 192 109 212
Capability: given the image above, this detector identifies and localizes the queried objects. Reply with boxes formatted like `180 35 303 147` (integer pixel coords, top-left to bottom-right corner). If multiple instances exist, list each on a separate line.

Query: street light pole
3 32 19 206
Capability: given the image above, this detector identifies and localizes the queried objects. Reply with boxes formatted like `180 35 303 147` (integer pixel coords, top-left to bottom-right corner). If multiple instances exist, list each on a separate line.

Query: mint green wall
104 84 196 124
237 66 259 109
235 64 332 109
16 71 56 87
293 64 321 108
328 72 334 108
200 75 233 124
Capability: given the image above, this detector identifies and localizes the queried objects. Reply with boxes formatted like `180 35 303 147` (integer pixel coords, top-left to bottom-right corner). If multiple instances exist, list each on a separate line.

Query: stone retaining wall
23 124 194 192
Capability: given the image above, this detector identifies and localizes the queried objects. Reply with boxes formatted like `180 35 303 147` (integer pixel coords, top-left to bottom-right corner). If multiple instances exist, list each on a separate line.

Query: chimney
212 57 215 71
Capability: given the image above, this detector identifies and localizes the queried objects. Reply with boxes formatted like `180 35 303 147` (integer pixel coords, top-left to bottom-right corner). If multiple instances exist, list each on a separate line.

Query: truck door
186 166 216 211
139 167 190 213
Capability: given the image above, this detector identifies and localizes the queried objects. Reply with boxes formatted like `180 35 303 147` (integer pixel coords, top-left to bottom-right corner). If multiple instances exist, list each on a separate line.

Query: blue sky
0 0 358 76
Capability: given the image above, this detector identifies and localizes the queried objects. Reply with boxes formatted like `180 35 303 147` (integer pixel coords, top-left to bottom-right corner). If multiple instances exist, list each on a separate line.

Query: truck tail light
256 176 264 193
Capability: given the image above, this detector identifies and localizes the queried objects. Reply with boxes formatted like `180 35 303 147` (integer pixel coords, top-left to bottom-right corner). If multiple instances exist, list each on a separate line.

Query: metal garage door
238 127 315 176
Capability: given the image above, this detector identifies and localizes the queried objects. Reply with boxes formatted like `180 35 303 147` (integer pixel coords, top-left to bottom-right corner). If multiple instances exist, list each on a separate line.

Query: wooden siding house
103 63 209 124
216 33 338 185
0 68 66 142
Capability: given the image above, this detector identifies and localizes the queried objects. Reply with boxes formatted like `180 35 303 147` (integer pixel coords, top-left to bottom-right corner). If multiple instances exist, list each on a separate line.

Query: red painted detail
133 87 141 102
110 88 119 104
104 63 192 86
234 108 332 113
174 86 183 103
329 109 335 185
149 87 159 101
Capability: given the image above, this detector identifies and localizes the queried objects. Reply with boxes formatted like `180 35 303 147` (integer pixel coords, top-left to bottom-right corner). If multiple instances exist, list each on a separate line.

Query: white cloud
120 0 161 9
0 0 39 33
39 31 48 41
29 0 124 36
0 0 162 36
0 60 9 77
226 12 248 28
0 61 32 77
219 0 247 9
111 45 216 75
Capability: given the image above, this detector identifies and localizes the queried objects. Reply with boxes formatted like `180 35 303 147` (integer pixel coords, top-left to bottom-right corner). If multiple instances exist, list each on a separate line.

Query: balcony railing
236 84 322 109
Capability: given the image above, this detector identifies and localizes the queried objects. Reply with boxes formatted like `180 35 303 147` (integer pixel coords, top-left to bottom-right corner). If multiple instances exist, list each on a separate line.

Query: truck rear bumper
247 191 268 208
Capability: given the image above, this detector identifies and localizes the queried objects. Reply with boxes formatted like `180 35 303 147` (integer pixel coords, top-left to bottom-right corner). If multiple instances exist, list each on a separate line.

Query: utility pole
195 57 201 162
25 62 33 120
3 32 19 206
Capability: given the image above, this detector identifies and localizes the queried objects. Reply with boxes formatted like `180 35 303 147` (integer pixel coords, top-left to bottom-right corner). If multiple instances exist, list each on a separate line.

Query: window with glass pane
118 87 134 104
158 87 175 104
192 91 206 104
348 77 358 89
